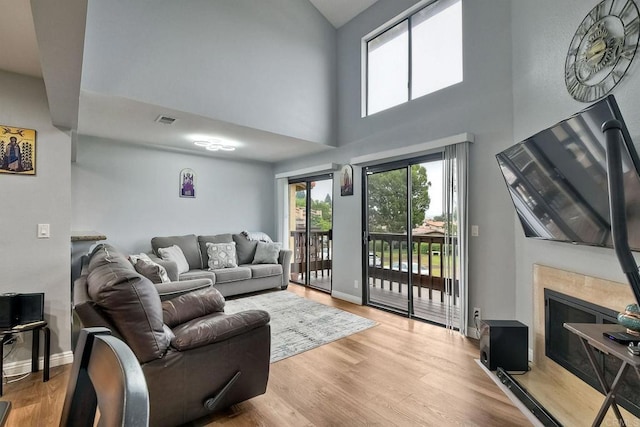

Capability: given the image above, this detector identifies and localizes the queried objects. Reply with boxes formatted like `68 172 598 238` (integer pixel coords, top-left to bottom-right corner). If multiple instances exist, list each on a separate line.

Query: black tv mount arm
602 119 640 307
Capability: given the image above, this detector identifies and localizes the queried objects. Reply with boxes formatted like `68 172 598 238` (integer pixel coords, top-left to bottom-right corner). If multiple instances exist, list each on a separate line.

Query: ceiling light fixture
193 140 236 152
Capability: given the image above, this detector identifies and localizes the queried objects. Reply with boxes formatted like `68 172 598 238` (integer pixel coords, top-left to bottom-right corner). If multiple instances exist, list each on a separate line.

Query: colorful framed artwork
180 168 196 198
0 125 36 175
340 164 353 196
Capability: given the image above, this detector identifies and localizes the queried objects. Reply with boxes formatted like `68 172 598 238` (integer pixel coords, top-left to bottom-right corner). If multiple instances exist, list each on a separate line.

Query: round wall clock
565 0 640 102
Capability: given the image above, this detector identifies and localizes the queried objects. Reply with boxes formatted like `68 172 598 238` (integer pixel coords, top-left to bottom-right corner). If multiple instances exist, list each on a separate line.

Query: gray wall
72 137 276 254
511 1 640 330
0 70 72 361
81 0 337 145
276 0 517 326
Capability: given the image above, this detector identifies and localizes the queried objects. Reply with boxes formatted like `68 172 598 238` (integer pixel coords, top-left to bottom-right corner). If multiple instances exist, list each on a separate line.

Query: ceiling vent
155 115 177 125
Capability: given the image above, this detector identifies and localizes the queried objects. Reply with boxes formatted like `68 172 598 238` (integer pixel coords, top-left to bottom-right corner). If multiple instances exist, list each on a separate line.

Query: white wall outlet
471 225 479 237
37 223 50 238
354 279 358 289
473 307 481 321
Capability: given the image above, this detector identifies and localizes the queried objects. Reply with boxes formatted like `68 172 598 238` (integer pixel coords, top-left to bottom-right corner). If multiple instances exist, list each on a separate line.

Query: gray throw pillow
232 233 258 265
206 242 238 269
158 245 190 274
252 241 281 264
135 259 170 284
130 253 170 283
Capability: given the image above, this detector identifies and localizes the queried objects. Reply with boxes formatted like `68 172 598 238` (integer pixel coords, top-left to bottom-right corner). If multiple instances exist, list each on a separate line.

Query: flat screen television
496 95 640 252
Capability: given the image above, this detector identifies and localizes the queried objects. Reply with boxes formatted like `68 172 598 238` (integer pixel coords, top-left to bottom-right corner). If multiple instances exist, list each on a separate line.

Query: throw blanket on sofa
241 231 273 242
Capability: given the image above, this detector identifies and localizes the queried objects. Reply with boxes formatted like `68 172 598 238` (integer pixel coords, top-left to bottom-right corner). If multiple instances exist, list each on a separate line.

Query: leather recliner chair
73 243 271 427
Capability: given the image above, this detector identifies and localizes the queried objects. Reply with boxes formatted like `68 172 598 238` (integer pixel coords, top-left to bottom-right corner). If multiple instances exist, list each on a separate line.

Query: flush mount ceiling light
193 140 236 152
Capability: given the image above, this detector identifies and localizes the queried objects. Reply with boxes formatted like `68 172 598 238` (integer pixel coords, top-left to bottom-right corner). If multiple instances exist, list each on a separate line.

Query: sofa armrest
278 249 292 289
155 278 212 301
162 287 224 327
149 254 179 281
170 309 270 350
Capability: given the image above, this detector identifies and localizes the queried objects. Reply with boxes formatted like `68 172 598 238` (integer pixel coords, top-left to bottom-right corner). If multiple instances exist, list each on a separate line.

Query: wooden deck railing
289 230 457 303
290 230 332 278
368 232 458 302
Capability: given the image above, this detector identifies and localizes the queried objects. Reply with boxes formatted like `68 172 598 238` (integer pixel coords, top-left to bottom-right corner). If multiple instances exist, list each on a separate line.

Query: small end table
564 322 640 427
0 321 50 396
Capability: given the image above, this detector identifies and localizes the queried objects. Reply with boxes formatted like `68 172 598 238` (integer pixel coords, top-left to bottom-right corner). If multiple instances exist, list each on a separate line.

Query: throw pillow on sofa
252 241 281 264
129 253 171 284
206 242 238 269
158 245 190 274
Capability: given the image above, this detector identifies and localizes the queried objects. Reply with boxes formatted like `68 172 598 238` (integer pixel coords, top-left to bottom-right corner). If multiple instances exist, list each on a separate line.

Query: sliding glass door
364 154 461 327
288 175 333 292
365 166 411 314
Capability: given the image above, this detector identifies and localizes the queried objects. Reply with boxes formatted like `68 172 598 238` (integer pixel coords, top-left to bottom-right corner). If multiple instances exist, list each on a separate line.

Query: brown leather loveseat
73 243 271 426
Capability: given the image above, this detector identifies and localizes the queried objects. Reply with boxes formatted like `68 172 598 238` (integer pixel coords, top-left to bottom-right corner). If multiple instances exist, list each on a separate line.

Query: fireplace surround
544 288 640 417
525 264 639 424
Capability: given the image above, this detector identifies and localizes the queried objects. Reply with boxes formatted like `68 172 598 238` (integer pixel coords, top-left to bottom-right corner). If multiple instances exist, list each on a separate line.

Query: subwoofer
480 319 528 372
0 292 44 328
0 293 19 328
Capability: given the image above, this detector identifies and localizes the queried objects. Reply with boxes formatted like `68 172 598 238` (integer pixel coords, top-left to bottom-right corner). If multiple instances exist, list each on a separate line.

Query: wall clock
565 0 640 102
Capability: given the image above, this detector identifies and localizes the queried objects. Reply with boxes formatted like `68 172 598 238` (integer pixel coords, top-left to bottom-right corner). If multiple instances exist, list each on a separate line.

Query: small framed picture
0 125 36 175
340 164 353 196
180 168 196 198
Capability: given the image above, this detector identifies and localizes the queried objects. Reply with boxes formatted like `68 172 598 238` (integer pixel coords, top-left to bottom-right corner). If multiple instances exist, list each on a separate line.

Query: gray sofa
149 233 292 298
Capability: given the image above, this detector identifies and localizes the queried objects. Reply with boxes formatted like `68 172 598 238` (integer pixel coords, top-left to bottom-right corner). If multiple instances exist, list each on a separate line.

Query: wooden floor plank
0 284 529 426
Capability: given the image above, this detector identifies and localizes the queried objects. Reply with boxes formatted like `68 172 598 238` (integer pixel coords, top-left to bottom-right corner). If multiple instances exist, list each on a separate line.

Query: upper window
364 0 463 116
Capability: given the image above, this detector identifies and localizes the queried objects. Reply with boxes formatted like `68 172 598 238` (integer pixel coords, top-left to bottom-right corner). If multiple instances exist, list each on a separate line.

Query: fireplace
545 288 640 417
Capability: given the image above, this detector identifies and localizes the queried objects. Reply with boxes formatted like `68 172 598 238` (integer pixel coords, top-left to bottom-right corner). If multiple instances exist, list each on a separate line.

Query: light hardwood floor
1 284 530 426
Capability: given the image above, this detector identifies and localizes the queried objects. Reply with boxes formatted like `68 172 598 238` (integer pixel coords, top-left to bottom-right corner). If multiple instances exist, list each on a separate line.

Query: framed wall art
340 164 353 196
0 125 36 175
180 168 196 198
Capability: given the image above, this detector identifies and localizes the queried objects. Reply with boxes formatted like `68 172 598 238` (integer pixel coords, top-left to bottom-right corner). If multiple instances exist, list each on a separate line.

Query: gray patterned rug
225 290 377 363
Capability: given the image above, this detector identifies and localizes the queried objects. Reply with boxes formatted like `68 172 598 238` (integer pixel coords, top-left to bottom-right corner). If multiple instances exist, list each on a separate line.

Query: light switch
38 223 50 238
471 225 479 237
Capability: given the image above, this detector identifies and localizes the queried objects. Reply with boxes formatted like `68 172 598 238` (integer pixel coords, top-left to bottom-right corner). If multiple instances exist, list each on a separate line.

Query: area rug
224 291 377 362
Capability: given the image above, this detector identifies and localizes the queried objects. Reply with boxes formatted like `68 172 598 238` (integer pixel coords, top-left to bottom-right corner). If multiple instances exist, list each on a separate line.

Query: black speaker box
480 319 528 371
0 292 44 328
18 293 44 324
0 294 19 328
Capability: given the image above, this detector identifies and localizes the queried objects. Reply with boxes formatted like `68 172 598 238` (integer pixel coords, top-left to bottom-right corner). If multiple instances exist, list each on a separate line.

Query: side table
0 321 50 396
564 322 640 427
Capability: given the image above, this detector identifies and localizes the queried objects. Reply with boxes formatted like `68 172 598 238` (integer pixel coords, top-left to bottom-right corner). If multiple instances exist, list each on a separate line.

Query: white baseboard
467 326 480 339
2 351 73 376
331 290 362 305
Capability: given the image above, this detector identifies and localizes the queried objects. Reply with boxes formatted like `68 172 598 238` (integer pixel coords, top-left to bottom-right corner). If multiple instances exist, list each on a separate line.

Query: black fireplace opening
545 288 640 418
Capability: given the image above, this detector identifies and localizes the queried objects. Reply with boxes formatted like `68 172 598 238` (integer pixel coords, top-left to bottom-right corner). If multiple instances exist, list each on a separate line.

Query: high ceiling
0 0 378 163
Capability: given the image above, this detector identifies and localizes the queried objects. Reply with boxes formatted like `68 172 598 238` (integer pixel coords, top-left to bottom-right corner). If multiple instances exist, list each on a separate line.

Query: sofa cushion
154 278 213 301
232 233 258 265
206 242 238 269
198 234 233 267
211 266 252 284
86 244 170 363
248 263 283 279
252 241 281 264
157 245 190 274
152 234 202 270
178 269 215 283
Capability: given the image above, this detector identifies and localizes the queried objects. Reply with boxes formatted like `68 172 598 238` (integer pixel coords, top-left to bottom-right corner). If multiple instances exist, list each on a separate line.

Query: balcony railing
290 230 332 279
368 232 458 302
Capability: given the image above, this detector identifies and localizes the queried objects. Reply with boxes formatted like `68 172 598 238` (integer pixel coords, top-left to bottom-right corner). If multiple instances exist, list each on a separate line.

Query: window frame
361 0 462 117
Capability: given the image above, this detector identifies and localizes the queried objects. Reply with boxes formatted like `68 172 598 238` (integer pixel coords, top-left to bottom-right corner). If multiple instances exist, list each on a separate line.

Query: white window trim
350 132 473 166
361 0 460 117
